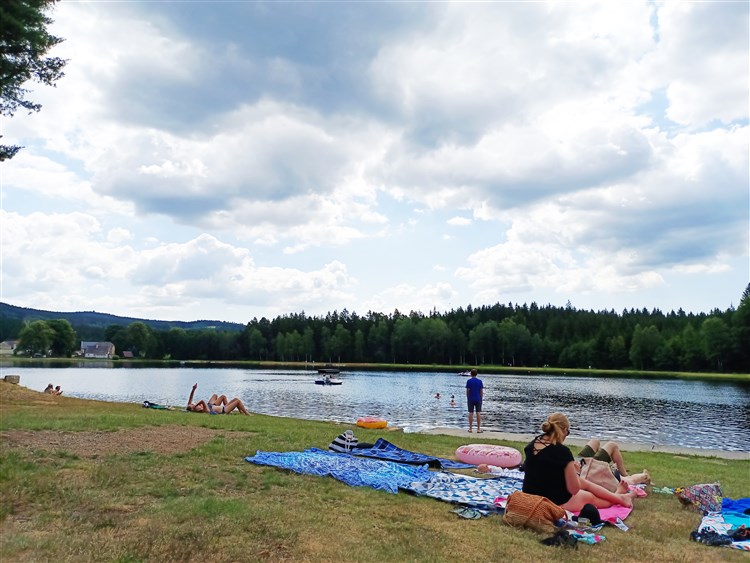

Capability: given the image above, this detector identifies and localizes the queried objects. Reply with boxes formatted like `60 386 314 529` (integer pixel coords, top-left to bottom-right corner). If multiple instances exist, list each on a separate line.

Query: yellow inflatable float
356 416 387 429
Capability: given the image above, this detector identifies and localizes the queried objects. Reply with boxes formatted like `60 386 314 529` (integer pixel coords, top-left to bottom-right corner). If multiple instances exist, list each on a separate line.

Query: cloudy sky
2 1 748 324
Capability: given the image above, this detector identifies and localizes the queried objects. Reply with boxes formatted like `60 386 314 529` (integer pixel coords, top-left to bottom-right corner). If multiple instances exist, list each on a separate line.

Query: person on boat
521 412 636 512
186 383 251 415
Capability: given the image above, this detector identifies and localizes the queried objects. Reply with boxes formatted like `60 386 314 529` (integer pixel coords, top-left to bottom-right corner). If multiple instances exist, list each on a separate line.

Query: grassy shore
0 382 747 562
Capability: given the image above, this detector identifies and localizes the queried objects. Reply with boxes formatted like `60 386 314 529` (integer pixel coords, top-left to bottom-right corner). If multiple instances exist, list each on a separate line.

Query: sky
1 1 748 324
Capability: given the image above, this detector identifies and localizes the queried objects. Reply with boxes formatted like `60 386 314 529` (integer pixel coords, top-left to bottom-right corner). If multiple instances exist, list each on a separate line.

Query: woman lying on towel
186 383 251 415
575 438 651 489
522 412 636 512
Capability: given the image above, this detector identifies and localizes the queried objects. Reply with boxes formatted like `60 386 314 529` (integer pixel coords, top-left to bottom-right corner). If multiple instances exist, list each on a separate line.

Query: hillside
0 302 244 341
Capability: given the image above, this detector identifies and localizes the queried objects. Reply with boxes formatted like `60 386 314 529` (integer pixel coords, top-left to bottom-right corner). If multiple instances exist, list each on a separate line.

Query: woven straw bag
502 491 567 534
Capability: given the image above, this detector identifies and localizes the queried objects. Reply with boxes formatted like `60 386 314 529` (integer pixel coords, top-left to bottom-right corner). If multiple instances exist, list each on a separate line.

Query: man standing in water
466 369 484 433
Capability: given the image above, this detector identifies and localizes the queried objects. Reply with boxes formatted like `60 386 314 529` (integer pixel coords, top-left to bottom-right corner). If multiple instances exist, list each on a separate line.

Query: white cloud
1 1 746 322
362 282 458 315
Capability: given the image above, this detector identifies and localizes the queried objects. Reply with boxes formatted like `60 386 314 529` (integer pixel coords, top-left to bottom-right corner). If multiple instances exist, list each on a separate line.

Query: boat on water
315 374 343 385
458 370 472 376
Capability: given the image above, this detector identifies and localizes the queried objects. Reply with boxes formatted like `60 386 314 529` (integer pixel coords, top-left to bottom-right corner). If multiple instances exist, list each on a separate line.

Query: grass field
0 381 747 562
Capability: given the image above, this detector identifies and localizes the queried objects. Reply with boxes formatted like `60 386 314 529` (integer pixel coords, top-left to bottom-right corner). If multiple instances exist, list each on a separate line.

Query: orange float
356 416 387 429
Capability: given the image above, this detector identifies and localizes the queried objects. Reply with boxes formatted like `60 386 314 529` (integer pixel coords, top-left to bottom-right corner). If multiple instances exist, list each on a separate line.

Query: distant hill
0 302 244 340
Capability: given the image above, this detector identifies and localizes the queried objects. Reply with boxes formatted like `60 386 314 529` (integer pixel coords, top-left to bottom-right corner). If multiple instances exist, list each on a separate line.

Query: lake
3 365 749 452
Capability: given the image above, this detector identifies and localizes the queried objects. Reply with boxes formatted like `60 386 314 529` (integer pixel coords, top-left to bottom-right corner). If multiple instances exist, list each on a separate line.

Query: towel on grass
245 448 432 494
696 497 750 551
351 438 474 469
408 471 522 512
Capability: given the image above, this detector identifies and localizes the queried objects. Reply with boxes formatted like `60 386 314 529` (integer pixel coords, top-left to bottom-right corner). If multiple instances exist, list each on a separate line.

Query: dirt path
1 425 226 457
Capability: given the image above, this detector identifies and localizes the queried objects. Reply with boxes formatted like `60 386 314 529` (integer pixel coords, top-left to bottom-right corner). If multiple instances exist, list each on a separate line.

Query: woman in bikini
186 384 251 415
521 412 636 512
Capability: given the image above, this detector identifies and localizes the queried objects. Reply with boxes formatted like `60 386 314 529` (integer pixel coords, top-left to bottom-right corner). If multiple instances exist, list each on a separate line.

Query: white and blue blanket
246 448 522 513
409 471 522 511
696 497 750 551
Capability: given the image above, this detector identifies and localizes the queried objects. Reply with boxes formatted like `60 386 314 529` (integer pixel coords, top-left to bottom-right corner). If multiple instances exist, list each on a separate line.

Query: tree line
9 284 750 373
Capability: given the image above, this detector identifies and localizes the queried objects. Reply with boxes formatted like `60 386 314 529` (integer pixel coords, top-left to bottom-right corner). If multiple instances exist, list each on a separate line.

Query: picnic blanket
245 448 432 494
410 471 522 511
477 466 525 480
694 497 750 551
351 438 474 469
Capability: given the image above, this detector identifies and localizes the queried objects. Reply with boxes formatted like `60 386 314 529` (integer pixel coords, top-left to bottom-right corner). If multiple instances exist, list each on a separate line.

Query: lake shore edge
419 427 750 461
3 357 749 383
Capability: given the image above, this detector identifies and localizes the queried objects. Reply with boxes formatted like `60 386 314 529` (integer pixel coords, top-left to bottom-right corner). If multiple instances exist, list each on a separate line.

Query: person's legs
579 478 634 508
600 441 628 476
224 398 250 415
622 470 650 485
578 439 600 458
208 394 220 405
476 406 482 433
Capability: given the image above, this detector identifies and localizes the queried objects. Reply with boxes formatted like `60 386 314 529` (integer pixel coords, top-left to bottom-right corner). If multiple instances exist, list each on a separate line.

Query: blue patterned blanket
245 448 432 494
351 438 474 469
246 448 521 514
408 471 522 511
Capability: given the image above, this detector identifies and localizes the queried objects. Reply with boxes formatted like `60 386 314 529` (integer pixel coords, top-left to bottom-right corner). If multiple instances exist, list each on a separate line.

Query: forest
6 284 749 373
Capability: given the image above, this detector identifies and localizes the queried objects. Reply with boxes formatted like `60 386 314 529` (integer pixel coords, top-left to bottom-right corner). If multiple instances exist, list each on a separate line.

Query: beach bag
503 491 567 534
328 430 359 453
579 458 619 492
676 483 723 514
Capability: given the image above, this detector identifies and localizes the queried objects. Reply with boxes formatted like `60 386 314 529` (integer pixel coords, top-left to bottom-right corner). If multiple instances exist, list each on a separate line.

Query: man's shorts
467 399 482 413
578 444 612 463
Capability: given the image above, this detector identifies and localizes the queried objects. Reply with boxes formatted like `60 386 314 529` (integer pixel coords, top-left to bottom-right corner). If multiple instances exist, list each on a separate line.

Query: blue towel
350 438 474 469
245 448 432 494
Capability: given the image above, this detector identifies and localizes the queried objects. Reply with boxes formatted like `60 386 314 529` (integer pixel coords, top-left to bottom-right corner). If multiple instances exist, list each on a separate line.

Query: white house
81 341 116 359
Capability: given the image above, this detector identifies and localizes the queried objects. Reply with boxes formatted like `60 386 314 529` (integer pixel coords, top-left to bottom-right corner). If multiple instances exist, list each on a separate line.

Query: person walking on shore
465 369 484 433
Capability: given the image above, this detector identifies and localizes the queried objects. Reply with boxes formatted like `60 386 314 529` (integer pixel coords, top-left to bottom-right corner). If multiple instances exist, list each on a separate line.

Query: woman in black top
522 412 635 512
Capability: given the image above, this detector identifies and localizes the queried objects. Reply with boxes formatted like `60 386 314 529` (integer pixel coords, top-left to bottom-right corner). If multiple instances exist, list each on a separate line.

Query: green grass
0 382 747 562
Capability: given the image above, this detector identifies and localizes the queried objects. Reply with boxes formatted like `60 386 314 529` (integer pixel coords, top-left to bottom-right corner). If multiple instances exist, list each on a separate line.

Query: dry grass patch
1 426 226 457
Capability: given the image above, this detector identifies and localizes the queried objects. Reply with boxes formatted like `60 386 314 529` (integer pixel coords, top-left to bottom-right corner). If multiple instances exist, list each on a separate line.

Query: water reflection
2 366 748 452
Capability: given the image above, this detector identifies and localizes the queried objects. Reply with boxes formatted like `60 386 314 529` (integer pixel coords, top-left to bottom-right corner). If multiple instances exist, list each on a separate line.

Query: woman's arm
564 461 582 496
187 383 198 408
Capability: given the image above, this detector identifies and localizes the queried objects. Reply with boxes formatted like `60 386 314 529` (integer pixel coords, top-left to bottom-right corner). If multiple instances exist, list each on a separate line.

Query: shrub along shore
0 381 747 562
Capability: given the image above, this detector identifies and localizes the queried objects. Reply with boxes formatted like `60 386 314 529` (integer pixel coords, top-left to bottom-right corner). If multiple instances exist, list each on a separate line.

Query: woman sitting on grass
186 383 251 415
522 412 636 512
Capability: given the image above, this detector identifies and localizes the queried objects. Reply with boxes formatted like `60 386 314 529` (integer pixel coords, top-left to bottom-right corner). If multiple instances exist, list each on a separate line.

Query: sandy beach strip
421 427 749 461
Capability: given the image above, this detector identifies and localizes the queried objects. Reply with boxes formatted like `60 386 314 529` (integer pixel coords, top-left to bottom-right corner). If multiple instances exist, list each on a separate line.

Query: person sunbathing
575 438 650 489
521 412 637 512
186 383 251 415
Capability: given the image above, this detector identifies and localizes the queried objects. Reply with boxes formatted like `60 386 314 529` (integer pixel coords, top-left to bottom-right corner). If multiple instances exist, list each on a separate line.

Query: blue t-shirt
466 376 483 402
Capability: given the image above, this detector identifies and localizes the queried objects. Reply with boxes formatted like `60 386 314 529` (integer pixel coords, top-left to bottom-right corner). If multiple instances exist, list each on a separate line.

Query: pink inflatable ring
455 444 522 468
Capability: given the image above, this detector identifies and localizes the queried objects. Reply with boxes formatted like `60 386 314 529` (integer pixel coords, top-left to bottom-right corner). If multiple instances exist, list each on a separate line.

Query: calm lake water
3 365 749 452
